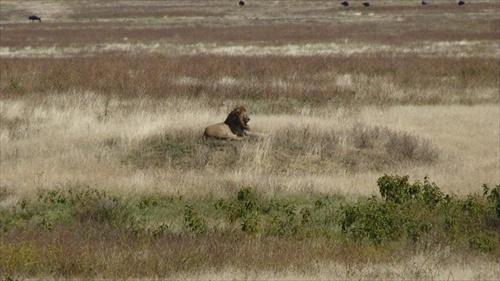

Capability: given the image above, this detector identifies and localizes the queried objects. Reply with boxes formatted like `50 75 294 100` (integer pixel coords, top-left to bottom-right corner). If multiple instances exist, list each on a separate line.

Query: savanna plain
0 0 499 280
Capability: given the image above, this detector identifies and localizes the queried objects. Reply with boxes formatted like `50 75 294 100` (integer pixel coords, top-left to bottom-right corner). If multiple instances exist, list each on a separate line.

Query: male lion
204 106 251 140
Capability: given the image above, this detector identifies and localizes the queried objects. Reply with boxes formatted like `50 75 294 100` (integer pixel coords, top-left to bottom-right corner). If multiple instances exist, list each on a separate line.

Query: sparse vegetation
1 0 499 279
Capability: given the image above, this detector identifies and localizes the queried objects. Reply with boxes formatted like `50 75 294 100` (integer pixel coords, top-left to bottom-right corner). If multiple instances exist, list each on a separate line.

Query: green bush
378 174 444 206
484 184 500 218
183 205 206 234
340 175 499 251
1 177 498 256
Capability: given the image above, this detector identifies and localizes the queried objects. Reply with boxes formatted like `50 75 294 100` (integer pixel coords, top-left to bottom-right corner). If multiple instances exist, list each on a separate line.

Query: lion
203 106 251 140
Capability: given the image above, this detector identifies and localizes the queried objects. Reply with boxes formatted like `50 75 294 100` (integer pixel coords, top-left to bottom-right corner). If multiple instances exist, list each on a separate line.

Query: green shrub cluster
1 176 498 255
214 187 340 238
209 177 499 253
1 184 127 233
340 175 499 251
0 185 207 239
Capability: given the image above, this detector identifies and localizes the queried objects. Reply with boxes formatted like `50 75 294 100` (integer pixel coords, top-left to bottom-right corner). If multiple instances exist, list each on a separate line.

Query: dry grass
2 225 499 280
1 0 498 56
1 94 497 201
1 0 499 279
1 55 498 106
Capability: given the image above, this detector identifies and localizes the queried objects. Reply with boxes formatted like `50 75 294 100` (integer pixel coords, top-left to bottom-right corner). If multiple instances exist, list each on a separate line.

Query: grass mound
124 124 439 173
125 132 199 169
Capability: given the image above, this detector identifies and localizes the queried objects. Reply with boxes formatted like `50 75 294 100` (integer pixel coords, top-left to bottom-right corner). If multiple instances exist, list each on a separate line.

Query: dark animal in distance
363 2 370 7
458 1 465 5
341 1 349 7
29 15 41 22
421 0 428 5
239 0 245 7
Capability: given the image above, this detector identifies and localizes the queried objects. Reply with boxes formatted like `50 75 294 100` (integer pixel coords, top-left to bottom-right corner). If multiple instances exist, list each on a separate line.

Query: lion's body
204 106 251 140
203 122 245 140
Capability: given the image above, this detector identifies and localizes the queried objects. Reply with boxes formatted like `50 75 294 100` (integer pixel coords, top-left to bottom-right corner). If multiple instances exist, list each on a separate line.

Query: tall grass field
1 0 499 280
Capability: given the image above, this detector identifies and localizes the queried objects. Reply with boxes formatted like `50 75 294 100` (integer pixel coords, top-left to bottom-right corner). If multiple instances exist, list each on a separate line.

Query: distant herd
235 0 467 8
236 1 466 8
27 1 468 23
338 1 466 8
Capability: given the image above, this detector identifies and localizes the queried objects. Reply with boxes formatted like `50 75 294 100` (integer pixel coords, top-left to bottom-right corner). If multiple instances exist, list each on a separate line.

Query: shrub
340 198 404 244
385 131 439 163
484 184 500 218
183 205 206 233
340 175 499 250
377 174 444 206
215 187 262 233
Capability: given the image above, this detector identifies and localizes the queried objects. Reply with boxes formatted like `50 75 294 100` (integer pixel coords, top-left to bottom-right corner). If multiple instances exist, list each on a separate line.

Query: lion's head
224 106 250 136
204 106 251 140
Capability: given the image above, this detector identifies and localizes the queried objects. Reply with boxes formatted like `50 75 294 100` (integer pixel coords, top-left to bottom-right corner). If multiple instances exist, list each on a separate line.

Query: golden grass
1 94 497 203
171 256 500 281
359 105 500 195
2 40 498 59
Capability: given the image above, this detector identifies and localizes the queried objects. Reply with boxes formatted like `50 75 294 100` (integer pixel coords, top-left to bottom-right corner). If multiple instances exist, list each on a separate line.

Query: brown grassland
0 0 499 280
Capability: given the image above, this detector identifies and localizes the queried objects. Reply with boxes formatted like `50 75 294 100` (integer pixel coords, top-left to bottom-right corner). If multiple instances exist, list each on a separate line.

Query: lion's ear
233 108 241 114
